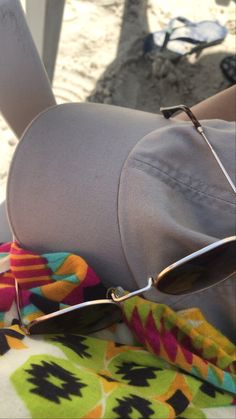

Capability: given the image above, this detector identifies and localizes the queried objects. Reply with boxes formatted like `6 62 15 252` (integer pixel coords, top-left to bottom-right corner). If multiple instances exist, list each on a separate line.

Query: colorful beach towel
0 242 235 418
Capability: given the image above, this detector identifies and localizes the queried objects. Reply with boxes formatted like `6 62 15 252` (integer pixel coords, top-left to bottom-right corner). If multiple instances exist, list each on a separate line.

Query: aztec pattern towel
0 242 235 418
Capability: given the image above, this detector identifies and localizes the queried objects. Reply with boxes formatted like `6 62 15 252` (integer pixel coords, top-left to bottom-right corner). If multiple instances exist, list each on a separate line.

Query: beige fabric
7 103 170 289
6 103 236 340
119 119 236 340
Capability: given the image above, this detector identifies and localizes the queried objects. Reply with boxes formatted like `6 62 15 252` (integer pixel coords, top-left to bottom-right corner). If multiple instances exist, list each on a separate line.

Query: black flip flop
144 17 228 61
220 55 236 84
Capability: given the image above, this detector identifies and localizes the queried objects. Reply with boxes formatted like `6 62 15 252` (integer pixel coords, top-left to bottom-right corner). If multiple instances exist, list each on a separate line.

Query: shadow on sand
87 0 231 113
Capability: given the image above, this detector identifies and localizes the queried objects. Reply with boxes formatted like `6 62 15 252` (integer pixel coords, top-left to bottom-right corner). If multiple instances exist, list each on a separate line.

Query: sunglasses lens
156 238 236 295
27 300 122 335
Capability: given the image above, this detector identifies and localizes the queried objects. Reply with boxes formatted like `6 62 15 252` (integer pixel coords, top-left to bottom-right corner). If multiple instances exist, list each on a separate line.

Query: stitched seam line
131 157 236 206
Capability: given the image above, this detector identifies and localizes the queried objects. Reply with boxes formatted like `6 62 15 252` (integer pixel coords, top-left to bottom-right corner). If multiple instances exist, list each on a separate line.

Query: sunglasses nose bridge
110 277 154 302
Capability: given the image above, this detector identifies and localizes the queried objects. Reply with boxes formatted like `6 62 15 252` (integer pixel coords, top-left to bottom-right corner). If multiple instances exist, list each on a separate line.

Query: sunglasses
15 105 236 335
15 236 236 335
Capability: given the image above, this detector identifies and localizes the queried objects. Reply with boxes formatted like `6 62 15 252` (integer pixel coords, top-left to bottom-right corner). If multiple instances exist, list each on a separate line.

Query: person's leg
176 85 236 122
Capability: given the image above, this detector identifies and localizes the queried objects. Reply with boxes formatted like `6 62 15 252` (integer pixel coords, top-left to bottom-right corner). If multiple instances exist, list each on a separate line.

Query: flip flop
144 17 227 60
220 55 236 84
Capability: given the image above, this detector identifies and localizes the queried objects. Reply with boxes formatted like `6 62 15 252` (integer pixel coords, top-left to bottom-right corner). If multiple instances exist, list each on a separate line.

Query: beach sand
0 0 235 201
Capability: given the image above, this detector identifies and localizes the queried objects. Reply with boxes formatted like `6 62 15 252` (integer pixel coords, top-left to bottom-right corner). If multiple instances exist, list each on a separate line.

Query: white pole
25 0 65 83
0 0 56 138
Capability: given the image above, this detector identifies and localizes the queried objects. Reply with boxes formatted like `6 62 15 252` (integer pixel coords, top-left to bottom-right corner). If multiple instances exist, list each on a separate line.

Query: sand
0 0 235 201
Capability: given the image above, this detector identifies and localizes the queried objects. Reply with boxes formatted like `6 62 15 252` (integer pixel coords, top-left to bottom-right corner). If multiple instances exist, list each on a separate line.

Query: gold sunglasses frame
15 236 236 334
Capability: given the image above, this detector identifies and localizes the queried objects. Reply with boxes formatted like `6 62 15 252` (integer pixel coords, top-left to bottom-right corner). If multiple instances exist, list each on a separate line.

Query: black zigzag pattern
26 360 86 403
166 390 189 415
113 394 154 419
51 334 91 358
115 361 162 386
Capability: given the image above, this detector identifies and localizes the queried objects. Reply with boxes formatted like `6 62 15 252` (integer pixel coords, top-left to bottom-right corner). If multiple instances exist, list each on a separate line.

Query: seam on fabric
116 120 173 289
131 157 236 207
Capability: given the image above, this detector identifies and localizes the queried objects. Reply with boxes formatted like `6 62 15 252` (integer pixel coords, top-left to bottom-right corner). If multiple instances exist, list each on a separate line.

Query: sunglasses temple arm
110 277 154 302
198 128 236 194
160 106 236 194
160 106 181 120
160 105 202 129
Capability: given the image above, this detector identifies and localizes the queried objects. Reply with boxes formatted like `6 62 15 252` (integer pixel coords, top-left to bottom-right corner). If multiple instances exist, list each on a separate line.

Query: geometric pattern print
8 334 235 419
0 240 106 356
0 241 107 329
0 241 235 417
0 323 27 355
122 296 236 395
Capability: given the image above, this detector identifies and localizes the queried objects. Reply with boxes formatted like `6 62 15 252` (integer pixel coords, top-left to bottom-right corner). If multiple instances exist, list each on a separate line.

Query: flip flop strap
160 32 204 51
169 16 196 30
160 16 202 51
170 36 205 45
